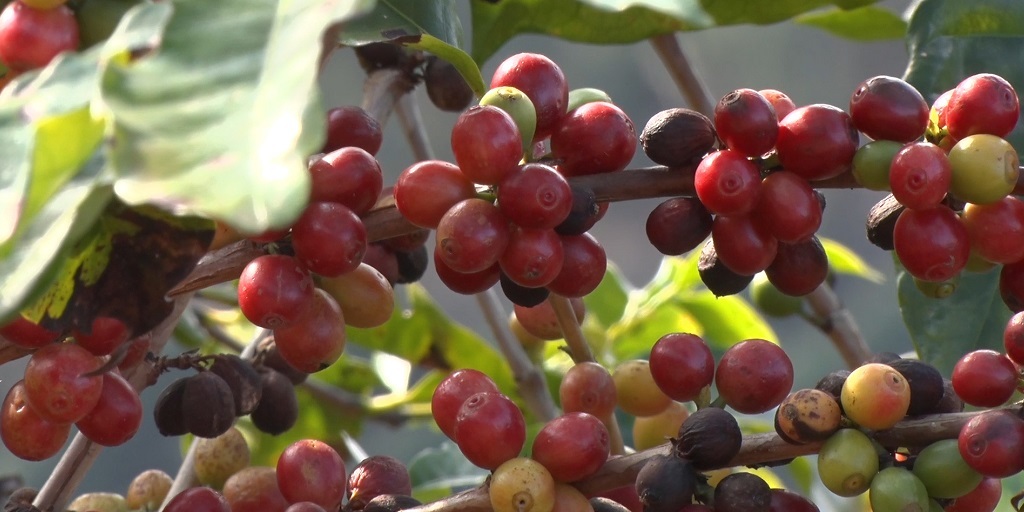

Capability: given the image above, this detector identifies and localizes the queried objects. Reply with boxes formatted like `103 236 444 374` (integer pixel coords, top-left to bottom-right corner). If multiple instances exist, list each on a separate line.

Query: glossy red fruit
491 53 568 141
1004 311 1024 366
945 476 1001 512
694 150 761 216
710 214 778 276
547 233 606 298
645 197 713 256
291 202 367 277
431 369 500 440
559 361 617 419
454 392 526 470
962 197 1024 264
73 316 130 356
499 227 563 288
958 409 1024 478
0 380 71 461
237 254 315 329
951 349 1018 407
394 160 476 229
776 104 859 181
531 412 610 482
164 487 231 512
308 147 383 215
888 142 951 210
849 75 929 143
76 372 142 447
649 333 714 402
497 163 573 229
23 342 103 424
753 171 821 243
0 315 60 348
433 249 501 295
276 439 347 510
435 198 511 274
0 1 78 72
321 106 383 155
551 101 637 177
714 88 779 157
893 206 970 282
272 288 346 373
946 73 1020 140
451 105 523 185
716 339 794 414
758 89 796 120
766 237 829 296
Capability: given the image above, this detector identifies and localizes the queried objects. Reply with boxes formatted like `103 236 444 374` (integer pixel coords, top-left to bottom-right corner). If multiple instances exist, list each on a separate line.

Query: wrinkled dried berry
641 108 718 167
674 406 742 470
348 456 412 509
209 354 263 416
698 240 754 297
714 472 771 512
886 359 944 415
424 56 474 112
635 454 697 512
153 377 189 437
182 371 236 438
250 368 298 435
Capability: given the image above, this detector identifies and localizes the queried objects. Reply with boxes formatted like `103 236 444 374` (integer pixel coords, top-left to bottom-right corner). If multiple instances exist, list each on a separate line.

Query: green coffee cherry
948 134 1019 205
480 86 536 155
851 140 901 191
868 467 929 512
567 87 613 112
817 428 879 497
912 439 983 499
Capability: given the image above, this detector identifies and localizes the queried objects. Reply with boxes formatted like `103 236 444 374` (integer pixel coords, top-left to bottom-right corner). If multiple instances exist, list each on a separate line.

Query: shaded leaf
896 258 1009 375
904 0 1024 151
583 261 632 328
820 237 885 283
409 441 489 503
795 6 907 41
102 0 373 234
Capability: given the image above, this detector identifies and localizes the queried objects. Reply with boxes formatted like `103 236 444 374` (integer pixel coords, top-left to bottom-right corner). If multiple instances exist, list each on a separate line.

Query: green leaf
904 0 1024 152
675 292 777 352
896 258 1010 375
101 0 374 234
470 0 870 63
795 6 907 41
820 237 885 283
0 48 106 244
582 261 632 328
408 441 489 503
0 160 112 324
609 302 702 361
408 35 486 99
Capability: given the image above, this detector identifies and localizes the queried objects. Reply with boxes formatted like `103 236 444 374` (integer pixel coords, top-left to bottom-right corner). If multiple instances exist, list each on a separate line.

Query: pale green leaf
795 6 907 41
820 237 885 283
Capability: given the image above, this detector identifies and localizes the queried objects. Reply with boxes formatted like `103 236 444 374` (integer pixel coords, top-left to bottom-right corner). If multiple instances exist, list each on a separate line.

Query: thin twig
648 33 716 116
804 282 873 369
475 290 559 422
549 295 594 364
32 294 194 512
395 91 436 161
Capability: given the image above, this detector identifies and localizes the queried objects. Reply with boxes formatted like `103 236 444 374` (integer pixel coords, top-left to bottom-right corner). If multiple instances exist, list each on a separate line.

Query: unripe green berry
567 87 613 112
868 467 929 512
480 86 536 155
817 428 879 497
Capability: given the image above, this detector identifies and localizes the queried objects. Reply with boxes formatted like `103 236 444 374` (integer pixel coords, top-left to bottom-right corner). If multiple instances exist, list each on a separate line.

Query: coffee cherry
272 288 346 373
841 362 910 430
551 101 636 177
223 466 290 512
75 371 142 447
363 494 422 512
292 201 367 277
912 438 982 499
715 339 793 414
775 104 859 181
946 73 1020 140
164 487 230 512
945 476 1001 512
347 455 412 509
546 233 607 298
554 185 601 236
694 150 761 216
1004 311 1024 365
480 86 537 154
758 89 796 119
237 254 315 329
194 427 250 489
0 380 71 461
531 412 609 482
499 227 564 288
490 53 568 142
612 359 672 417
424 56 474 112
645 197 713 256
888 142 951 210
23 342 103 424
73 316 130 356
959 409 1024 478
774 389 841 444
714 88 779 157
394 160 475 229
951 349 1018 407
868 467 929 512
0 1 78 72
851 139 901 191
489 457 556 512
962 196 1024 264
308 147 383 215
634 454 697 512
648 332 714 402
182 371 236 438
885 359 944 416
768 489 819 512
849 75 928 142
250 368 299 435
321 106 382 155
285 503 327 512
559 361 617 419
816 428 879 497
436 198 511 274
153 377 189 437
67 493 130 512
431 368 500 440
893 206 969 282
208 354 263 416
498 163 573 230
277 439 346 510
947 134 1019 205
0 314 60 348
711 214 778 276
125 469 173 510
640 108 717 167
753 171 821 243
765 236 829 297
714 472 771 512
698 239 755 297
454 392 526 470
451 105 523 185
674 406 742 470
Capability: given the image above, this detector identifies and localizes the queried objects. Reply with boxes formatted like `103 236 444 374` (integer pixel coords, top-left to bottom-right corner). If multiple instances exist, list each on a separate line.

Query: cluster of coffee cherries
51 427 421 512
849 73 1022 304
0 315 147 461
0 0 78 80
393 52 637 307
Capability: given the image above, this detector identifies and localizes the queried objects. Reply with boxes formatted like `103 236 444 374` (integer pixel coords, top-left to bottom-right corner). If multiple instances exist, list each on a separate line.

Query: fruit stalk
648 33 715 116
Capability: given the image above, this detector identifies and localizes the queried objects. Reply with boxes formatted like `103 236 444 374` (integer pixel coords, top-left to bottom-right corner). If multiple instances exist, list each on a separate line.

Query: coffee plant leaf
820 237 884 283
101 0 373 235
896 258 1010 375
409 441 489 503
471 0 880 63
609 302 703 362
675 292 778 352
583 261 631 329
904 0 1024 151
794 5 907 41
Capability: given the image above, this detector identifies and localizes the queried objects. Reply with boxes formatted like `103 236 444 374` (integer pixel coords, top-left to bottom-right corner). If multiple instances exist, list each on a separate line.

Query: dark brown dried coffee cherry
674 406 742 470
588 497 632 512
250 368 299 435
363 494 422 512
394 245 429 285
930 378 965 414
153 377 189 437
886 359 944 415
554 185 601 236
698 240 754 297
182 371 236 438
424 56 474 113
866 194 903 251
814 369 850 405
354 42 407 71
714 472 771 512
774 389 842 444
209 354 263 416
500 273 549 308
641 108 718 167
259 339 308 385
634 454 697 512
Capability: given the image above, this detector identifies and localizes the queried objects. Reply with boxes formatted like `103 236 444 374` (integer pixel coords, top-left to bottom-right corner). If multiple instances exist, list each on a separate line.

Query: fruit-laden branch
401 410 982 512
